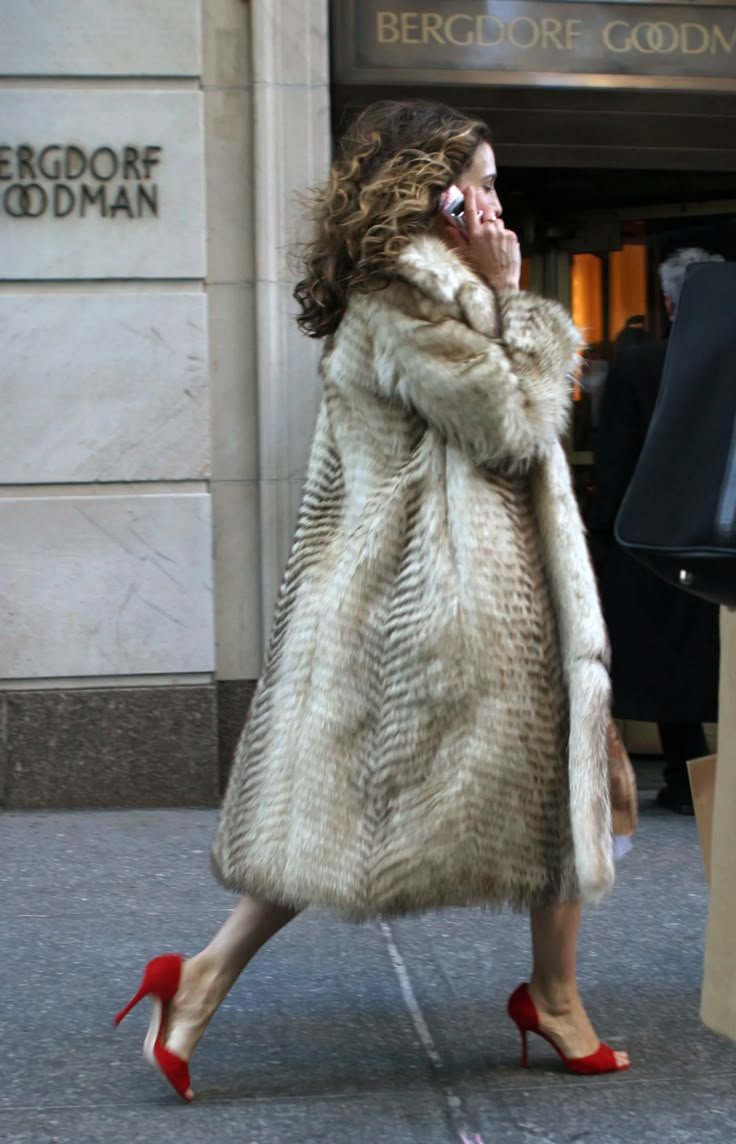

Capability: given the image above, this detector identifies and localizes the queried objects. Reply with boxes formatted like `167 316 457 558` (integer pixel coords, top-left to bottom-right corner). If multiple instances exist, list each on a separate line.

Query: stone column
202 0 261 780
251 0 331 629
205 0 331 782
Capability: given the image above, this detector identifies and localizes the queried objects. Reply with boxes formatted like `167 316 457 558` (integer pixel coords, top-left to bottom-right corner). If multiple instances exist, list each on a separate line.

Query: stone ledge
0 694 7 807
216 678 257 792
4 685 219 809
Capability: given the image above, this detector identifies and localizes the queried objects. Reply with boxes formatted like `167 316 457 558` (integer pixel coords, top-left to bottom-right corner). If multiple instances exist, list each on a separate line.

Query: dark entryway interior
498 167 736 259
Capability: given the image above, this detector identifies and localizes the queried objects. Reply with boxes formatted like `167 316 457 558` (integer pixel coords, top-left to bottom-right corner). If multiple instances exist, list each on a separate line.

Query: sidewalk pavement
2 791 735 1144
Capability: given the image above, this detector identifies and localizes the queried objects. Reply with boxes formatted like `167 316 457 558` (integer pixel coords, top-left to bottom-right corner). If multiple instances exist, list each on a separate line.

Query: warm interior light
609 244 648 342
571 253 603 346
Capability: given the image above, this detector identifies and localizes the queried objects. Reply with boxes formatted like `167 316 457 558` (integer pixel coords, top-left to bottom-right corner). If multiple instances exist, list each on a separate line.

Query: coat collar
394 234 488 307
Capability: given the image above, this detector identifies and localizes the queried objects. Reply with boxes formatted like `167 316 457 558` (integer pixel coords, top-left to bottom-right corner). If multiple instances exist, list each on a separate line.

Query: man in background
613 313 653 356
588 248 724 814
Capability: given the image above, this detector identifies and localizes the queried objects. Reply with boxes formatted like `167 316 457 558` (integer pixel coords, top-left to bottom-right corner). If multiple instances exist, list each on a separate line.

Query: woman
115 100 630 1099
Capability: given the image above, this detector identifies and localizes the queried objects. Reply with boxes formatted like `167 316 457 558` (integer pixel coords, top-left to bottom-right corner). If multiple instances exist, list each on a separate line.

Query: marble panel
208 283 258 481
253 0 330 87
211 481 262 680
0 293 209 482
0 0 201 77
0 494 215 679
203 0 251 89
204 87 254 285
0 91 205 279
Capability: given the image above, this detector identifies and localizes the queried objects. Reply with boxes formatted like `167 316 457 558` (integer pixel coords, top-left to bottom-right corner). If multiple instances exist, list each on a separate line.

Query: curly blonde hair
294 100 492 339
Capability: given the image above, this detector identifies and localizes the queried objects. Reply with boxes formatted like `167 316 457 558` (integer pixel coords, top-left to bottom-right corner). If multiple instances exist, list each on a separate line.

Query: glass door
569 226 656 515
562 204 734 511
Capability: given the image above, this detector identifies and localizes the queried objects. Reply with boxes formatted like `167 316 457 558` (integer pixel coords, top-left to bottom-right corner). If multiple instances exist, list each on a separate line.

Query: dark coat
587 338 720 723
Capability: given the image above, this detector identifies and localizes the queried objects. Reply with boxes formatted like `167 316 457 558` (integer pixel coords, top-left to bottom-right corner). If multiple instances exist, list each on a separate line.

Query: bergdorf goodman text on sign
334 0 736 87
0 144 163 219
1 90 204 279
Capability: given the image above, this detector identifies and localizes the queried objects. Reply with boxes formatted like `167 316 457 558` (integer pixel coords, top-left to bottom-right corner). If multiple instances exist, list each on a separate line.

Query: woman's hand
461 186 521 291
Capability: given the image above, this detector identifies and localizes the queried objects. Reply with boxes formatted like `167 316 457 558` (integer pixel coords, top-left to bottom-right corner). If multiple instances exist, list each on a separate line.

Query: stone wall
0 0 330 807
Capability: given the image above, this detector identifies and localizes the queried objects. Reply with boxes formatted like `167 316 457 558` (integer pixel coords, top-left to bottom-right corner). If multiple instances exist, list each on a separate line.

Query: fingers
465 188 505 234
464 188 516 240
457 187 521 289
486 219 517 242
463 186 483 239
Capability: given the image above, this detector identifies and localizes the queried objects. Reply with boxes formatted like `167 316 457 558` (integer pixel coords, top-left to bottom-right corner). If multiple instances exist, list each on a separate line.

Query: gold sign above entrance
332 1 736 90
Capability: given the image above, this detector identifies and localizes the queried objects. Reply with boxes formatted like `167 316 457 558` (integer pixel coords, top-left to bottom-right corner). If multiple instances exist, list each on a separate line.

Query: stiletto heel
507 983 630 1075
114 952 193 1101
114 985 147 1025
518 1026 528 1068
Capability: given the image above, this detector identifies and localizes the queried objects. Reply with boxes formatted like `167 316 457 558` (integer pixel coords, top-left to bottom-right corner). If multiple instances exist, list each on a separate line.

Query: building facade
1 1 735 806
0 0 330 806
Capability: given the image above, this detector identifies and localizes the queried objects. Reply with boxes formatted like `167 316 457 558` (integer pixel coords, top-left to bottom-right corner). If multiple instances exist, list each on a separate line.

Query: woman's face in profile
458 142 503 221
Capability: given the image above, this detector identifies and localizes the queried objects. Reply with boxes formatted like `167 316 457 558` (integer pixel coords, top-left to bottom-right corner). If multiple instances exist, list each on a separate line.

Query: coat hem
211 850 580 921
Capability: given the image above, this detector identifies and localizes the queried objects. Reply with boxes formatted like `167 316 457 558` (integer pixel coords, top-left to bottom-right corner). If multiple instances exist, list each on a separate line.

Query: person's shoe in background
655 785 695 815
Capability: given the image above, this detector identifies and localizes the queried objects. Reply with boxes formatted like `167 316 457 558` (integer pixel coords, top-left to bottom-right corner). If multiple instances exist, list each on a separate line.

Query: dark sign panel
333 1 736 89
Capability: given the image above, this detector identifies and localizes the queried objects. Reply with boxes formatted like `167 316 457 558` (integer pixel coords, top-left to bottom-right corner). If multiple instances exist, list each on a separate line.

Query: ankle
179 954 231 1012
529 976 581 1017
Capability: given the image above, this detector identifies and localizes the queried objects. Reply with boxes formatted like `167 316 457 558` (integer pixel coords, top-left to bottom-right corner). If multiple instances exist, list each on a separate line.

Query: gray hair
658 247 725 309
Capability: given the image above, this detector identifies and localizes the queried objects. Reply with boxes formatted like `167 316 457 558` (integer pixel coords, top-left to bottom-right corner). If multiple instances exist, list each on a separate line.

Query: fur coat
212 235 615 917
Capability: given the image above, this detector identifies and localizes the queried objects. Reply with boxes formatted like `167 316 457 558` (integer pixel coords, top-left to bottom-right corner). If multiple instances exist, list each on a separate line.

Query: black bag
615 261 736 607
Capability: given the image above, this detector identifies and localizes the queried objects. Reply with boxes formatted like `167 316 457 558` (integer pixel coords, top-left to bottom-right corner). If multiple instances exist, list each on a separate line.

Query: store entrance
503 168 735 757
503 169 736 500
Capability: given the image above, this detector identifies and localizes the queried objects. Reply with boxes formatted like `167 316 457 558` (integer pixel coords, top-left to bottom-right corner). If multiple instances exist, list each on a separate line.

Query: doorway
505 172 736 500
507 171 735 758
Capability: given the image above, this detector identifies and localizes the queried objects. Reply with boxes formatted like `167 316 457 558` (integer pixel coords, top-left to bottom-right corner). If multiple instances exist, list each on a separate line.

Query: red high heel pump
507 983 630 1075
113 952 193 1101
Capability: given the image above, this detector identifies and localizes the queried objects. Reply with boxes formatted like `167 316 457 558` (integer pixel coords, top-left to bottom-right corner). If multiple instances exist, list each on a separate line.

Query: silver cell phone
439 184 466 229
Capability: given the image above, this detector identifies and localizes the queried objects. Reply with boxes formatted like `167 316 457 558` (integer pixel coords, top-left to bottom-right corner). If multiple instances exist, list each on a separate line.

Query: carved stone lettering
0 143 163 219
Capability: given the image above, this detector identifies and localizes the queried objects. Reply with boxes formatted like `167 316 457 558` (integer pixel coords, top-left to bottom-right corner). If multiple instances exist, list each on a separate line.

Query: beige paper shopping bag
687 754 717 883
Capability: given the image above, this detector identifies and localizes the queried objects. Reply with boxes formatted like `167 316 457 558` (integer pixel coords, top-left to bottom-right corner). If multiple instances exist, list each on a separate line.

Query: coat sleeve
369 285 580 470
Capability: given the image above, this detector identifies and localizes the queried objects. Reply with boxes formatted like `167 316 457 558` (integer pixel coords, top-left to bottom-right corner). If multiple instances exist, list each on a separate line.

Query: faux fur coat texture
212 235 615 918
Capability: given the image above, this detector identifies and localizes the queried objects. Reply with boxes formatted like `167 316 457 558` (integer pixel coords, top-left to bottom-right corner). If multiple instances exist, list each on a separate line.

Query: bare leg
528 901 629 1067
163 893 298 1084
